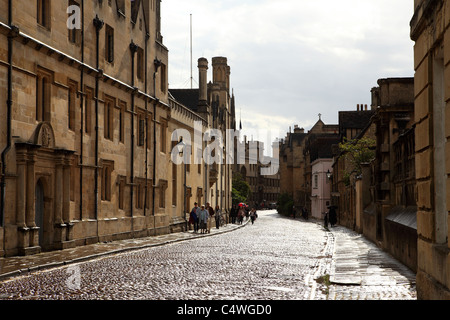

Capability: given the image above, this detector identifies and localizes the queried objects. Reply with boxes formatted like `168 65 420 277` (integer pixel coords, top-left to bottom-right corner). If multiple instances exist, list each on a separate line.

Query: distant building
280 117 339 214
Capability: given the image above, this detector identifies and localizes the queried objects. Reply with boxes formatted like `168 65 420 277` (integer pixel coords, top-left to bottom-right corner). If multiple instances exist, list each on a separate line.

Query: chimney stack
198 58 208 103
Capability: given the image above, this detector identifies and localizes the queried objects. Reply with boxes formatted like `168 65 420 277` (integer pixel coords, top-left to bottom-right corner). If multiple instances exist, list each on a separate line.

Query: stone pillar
63 154 75 244
53 153 67 246
26 149 40 249
25 150 37 228
15 149 27 229
63 156 71 224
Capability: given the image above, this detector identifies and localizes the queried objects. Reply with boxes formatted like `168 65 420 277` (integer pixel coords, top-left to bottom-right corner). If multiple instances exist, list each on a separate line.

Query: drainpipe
144 33 149 218
1 0 17 228
93 15 104 223
129 40 138 235
79 0 85 220
152 59 161 231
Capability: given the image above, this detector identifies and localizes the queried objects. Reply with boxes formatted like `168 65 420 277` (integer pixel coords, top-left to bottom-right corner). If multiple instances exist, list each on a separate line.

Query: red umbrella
238 203 245 207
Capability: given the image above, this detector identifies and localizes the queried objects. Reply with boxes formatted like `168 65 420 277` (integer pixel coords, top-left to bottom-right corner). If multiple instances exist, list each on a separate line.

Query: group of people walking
229 205 258 225
188 202 224 234
188 203 259 233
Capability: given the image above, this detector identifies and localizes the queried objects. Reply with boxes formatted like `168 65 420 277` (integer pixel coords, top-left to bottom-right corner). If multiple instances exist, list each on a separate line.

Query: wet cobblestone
0 210 416 300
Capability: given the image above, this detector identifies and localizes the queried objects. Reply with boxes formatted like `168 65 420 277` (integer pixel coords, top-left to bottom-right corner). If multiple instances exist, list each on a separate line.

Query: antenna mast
190 14 193 89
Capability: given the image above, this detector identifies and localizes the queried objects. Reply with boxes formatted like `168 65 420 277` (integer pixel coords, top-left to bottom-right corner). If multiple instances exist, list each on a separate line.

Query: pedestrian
302 206 309 220
198 205 208 234
250 208 257 224
215 205 221 229
238 206 245 224
329 206 337 227
292 205 296 219
323 211 329 229
206 202 214 233
230 205 237 224
189 202 199 233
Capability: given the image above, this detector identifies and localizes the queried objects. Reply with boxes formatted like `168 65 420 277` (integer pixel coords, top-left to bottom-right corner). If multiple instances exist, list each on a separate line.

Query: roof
386 206 417 230
169 89 200 112
339 110 376 129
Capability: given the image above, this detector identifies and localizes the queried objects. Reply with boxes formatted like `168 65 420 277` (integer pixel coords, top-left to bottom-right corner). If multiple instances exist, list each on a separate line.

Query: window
68 80 77 131
118 101 126 143
105 25 114 63
104 95 115 140
101 160 114 201
84 87 94 134
36 67 53 122
116 0 125 14
172 163 177 206
160 63 167 93
138 112 145 147
37 0 50 29
118 176 126 210
160 119 167 153
137 47 144 81
314 174 318 189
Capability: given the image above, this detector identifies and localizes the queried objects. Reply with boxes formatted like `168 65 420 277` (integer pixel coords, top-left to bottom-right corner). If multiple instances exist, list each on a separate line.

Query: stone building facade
279 118 339 213
169 56 236 216
234 137 280 209
410 0 450 299
0 0 236 258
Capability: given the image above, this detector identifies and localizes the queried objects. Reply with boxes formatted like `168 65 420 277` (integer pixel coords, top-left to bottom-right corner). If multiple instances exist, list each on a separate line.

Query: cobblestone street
0 210 416 301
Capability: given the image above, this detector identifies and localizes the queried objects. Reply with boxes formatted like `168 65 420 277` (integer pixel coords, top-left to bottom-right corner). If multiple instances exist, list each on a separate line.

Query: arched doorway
35 179 45 246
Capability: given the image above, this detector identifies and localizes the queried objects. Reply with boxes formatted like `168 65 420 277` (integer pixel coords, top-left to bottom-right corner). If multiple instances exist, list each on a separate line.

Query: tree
277 192 294 217
338 137 376 185
232 173 251 205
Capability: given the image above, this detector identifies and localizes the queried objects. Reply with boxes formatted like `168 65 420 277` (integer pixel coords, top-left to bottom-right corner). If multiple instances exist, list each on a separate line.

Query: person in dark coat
329 206 337 227
189 202 199 233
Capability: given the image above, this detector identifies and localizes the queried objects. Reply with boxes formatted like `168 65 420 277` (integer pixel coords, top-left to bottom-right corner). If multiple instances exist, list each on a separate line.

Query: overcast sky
161 0 415 147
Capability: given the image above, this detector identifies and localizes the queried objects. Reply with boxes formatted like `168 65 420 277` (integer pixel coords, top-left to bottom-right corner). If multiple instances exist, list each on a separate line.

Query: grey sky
161 0 414 145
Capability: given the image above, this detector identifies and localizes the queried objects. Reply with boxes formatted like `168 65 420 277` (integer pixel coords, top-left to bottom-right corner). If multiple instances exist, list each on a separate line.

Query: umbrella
238 203 245 207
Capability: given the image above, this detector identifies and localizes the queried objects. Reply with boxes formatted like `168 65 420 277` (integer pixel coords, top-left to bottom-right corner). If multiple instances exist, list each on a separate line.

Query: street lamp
326 169 332 181
178 140 188 231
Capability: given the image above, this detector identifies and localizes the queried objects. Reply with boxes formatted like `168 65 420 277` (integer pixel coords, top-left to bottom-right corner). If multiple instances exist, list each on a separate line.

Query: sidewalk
327 224 417 300
0 219 249 282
